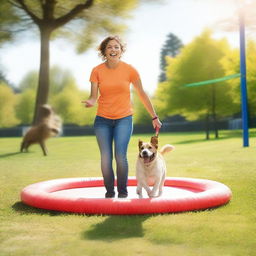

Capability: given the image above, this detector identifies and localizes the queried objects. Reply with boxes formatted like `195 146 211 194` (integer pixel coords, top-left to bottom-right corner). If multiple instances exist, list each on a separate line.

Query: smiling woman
81 35 162 198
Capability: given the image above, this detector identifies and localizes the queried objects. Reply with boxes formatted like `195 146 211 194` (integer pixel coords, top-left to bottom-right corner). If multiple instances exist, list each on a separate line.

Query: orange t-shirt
89 61 140 119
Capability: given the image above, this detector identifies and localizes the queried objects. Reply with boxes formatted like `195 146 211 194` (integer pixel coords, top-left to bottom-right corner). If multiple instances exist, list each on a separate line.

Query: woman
82 36 162 198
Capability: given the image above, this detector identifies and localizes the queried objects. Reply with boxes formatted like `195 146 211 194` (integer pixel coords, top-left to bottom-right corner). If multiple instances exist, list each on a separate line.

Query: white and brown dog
136 136 174 198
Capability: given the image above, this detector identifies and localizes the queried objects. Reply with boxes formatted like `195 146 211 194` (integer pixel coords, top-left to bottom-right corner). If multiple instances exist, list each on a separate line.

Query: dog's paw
148 191 158 198
136 188 143 199
136 191 142 198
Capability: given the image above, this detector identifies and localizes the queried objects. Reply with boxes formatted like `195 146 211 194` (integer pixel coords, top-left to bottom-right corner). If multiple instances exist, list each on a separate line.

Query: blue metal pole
239 7 249 147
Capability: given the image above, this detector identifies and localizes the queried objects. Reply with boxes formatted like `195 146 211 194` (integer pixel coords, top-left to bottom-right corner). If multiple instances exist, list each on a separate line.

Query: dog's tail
160 144 175 155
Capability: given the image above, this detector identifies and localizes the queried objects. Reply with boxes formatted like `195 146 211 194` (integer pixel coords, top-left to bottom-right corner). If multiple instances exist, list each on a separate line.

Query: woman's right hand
81 99 96 108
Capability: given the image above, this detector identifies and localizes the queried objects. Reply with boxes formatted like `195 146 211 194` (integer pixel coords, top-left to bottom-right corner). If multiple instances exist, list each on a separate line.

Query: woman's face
104 39 122 61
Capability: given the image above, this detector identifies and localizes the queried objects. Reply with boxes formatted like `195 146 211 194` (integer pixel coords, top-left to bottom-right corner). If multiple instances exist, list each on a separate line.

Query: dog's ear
138 140 143 150
151 136 158 149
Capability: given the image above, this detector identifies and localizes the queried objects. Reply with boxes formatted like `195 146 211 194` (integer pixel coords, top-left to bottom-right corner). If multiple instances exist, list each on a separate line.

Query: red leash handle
155 126 160 136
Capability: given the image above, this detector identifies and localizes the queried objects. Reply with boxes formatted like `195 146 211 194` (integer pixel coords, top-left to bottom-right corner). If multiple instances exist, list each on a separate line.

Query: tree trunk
213 114 219 139
32 27 51 125
205 113 210 140
211 84 219 139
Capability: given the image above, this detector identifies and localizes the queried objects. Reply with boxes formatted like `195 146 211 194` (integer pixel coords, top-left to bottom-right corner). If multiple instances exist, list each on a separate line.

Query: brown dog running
136 136 174 198
20 104 62 156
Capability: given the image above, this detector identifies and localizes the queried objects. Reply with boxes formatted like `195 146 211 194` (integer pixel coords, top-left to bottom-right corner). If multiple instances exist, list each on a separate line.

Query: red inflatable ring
21 177 232 215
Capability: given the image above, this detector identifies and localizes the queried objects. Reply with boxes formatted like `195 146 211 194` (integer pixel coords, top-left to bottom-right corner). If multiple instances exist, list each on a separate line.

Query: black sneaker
118 193 128 198
105 192 115 198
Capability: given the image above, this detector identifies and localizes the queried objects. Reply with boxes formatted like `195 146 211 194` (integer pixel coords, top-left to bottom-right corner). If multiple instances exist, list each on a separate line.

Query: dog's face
138 136 158 164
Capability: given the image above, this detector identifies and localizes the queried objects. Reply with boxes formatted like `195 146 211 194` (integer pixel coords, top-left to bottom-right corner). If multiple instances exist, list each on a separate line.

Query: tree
0 83 19 127
0 10 16 93
159 33 183 82
19 66 76 94
16 66 89 125
19 71 38 92
0 70 8 84
155 30 239 139
244 41 256 123
132 90 151 124
5 0 157 124
49 66 77 95
15 89 35 124
52 87 96 125
221 40 256 125
0 1 20 44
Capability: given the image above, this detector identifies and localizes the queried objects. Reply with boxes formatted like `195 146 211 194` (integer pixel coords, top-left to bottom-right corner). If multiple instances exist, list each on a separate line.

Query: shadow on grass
175 132 243 145
0 152 22 158
13 202 150 240
83 215 149 241
12 201 67 216
82 204 229 242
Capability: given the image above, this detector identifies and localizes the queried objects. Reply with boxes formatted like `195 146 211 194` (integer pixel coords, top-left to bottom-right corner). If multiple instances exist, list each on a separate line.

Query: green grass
0 130 256 256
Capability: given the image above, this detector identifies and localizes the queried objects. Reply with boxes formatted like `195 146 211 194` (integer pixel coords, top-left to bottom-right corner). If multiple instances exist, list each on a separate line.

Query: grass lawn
0 130 255 256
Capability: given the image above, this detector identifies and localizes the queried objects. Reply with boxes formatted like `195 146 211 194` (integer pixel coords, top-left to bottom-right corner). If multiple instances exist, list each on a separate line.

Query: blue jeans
94 115 133 196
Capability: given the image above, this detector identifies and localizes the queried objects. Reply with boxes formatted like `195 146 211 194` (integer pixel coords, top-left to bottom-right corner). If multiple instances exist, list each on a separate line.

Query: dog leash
155 126 160 137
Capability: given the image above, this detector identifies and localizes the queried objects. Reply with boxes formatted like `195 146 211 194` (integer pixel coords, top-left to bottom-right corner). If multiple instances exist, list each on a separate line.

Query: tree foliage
3 0 157 124
0 83 19 127
132 90 151 124
19 66 77 94
19 71 38 92
221 40 256 121
155 30 240 138
0 1 21 45
49 66 77 95
52 87 96 125
159 33 183 82
16 66 94 125
15 89 35 124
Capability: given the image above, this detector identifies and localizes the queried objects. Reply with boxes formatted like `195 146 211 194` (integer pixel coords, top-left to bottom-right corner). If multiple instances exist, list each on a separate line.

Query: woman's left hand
152 118 162 130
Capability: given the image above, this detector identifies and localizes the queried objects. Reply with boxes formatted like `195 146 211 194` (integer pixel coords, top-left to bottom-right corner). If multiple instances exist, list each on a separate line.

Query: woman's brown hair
98 36 126 60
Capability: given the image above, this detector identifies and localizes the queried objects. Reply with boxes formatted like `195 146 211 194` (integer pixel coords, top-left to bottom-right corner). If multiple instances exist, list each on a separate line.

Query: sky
1 0 242 95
